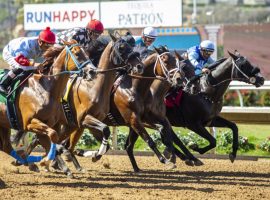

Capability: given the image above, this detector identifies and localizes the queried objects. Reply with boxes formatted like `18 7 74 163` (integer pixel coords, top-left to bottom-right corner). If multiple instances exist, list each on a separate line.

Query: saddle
0 69 33 130
164 87 183 108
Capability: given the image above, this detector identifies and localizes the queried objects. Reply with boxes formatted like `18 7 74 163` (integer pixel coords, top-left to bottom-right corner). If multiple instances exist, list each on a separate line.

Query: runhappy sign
24 2 99 30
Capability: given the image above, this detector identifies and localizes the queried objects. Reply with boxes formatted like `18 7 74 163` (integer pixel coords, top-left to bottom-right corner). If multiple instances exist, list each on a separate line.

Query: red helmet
86 19 104 33
39 27 56 44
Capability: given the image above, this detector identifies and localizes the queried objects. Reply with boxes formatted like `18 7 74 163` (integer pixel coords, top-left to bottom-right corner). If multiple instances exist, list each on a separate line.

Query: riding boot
0 73 13 94
0 68 23 94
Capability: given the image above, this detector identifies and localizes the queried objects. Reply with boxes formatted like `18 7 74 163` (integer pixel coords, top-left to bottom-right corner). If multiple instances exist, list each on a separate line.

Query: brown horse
0 40 94 167
20 33 144 176
65 47 184 172
124 50 204 172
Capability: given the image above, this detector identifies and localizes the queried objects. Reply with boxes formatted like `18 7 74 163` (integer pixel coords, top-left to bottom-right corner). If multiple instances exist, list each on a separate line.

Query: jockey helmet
87 19 104 33
200 40 215 52
143 27 158 39
39 27 56 44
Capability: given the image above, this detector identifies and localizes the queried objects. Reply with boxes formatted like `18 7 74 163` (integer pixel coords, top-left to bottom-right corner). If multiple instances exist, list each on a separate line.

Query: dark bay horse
124 49 204 171
67 47 184 172
165 51 264 162
19 33 144 176
0 40 94 168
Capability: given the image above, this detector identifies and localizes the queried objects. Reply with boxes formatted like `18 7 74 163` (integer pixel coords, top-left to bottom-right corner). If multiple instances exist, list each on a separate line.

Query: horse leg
27 118 59 169
188 123 216 155
210 116 238 163
125 128 141 172
80 115 110 159
130 115 167 164
170 131 204 166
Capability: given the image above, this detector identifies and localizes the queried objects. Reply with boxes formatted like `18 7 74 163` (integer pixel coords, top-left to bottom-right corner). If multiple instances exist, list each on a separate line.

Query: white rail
228 80 270 107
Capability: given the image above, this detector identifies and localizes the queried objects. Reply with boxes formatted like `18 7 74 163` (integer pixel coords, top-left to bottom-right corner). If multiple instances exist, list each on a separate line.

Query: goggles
144 36 156 43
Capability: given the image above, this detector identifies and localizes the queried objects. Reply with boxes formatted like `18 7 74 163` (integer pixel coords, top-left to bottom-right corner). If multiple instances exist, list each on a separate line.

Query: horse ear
162 46 168 52
227 50 238 60
174 50 184 61
62 40 69 45
234 50 240 56
153 46 161 54
109 33 117 42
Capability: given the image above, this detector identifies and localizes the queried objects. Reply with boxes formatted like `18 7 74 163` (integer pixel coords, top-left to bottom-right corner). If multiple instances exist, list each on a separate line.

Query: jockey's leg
0 68 23 94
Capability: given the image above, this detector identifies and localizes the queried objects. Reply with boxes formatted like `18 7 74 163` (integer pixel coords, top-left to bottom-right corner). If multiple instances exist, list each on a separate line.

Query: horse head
43 39 95 75
152 46 184 87
228 50 264 87
110 32 144 75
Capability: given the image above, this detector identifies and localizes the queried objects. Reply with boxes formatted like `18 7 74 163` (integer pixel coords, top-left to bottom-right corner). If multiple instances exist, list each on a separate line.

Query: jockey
186 40 215 75
134 26 158 60
56 19 104 51
0 27 56 94
183 40 216 93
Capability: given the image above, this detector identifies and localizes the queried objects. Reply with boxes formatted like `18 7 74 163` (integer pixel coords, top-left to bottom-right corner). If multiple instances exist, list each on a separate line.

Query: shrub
259 139 270 152
77 130 98 147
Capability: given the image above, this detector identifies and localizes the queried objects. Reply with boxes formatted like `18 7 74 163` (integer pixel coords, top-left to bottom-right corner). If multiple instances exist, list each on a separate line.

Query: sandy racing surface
0 152 269 200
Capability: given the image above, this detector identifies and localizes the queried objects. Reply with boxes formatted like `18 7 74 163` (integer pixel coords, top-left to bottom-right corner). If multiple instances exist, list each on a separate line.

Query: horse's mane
43 45 65 62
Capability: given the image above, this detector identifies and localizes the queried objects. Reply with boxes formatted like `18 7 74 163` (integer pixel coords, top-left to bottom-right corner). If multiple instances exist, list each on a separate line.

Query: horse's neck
31 52 70 102
132 54 158 97
205 57 233 101
151 80 170 100
89 42 116 98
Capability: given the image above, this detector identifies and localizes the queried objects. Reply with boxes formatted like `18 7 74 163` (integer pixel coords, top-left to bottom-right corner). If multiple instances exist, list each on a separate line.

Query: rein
128 52 181 83
206 57 253 87
40 44 92 77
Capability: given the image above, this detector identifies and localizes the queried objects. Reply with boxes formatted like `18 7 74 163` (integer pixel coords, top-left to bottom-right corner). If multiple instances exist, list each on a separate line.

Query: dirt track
0 152 269 200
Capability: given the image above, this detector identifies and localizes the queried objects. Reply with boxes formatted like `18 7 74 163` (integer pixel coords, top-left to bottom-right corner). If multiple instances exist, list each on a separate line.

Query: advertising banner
24 2 99 30
101 0 182 28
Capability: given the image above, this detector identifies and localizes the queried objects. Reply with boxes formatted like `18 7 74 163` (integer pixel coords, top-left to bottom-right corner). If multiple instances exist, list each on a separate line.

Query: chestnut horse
65 47 184 172
165 51 264 162
19 33 144 176
0 40 94 167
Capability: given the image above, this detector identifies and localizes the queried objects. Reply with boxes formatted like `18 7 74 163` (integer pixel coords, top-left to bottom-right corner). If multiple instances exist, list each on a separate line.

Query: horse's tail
11 130 26 146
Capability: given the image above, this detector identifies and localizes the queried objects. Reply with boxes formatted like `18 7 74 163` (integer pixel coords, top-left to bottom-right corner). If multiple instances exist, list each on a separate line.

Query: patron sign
101 0 182 28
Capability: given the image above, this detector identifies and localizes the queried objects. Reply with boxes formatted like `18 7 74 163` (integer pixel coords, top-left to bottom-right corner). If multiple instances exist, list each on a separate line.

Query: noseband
154 52 182 84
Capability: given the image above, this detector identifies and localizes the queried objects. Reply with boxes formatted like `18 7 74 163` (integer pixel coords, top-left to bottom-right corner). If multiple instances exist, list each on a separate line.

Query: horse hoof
29 164 40 172
166 162 177 170
77 168 86 173
134 168 142 173
66 172 75 179
194 159 204 166
185 159 194 166
229 153 236 163
11 160 22 166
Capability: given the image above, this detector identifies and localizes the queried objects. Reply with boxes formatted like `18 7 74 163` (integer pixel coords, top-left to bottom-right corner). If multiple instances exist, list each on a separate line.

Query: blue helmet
200 40 215 52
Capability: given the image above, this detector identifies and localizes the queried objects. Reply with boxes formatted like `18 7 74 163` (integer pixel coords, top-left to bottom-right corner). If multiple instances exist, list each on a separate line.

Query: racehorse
0 40 94 168
165 50 264 162
124 48 204 171
66 46 184 172
18 33 144 176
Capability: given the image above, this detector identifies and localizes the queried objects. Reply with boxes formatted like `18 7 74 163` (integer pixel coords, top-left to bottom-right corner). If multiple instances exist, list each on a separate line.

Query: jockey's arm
188 52 203 75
